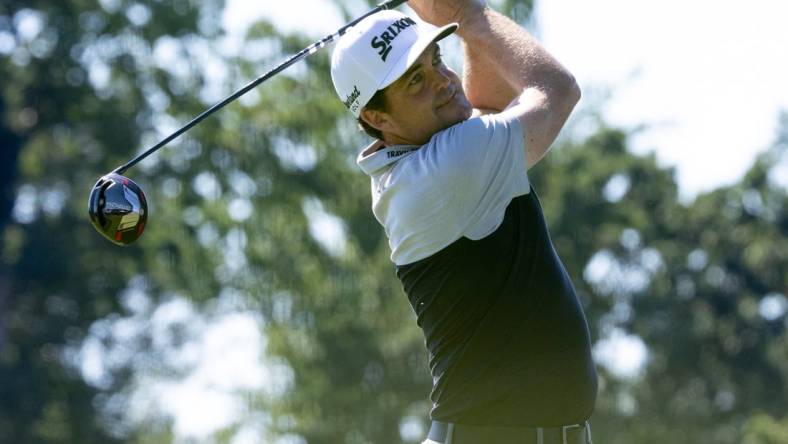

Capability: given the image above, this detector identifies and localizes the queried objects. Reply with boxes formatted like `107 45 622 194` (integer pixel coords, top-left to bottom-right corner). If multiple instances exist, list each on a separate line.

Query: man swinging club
330 1 597 442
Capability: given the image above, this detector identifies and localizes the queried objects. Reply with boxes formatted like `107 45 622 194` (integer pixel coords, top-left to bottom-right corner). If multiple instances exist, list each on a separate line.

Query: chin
448 103 473 125
459 104 473 120
431 99 473 136
438 108 468 129
454 95 473 120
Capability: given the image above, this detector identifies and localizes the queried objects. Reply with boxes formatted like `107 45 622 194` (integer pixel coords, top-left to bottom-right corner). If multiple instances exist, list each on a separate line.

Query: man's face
366 42 473 145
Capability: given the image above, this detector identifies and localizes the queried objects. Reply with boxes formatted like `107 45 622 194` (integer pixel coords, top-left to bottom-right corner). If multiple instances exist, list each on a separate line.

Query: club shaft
114 0 408 175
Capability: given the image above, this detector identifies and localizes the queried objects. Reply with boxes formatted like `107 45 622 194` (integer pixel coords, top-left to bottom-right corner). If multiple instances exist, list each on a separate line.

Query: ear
360 107 394 134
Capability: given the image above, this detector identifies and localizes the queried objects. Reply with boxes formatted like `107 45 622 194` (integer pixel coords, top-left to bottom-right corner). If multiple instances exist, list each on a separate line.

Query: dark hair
357 88 387 140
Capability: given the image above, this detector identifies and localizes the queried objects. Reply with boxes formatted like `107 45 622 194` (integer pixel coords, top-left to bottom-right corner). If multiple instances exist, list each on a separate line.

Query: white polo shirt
357 112 530 265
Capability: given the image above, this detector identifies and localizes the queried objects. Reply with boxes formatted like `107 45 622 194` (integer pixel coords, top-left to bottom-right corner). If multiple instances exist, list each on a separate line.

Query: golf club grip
114 0 408 175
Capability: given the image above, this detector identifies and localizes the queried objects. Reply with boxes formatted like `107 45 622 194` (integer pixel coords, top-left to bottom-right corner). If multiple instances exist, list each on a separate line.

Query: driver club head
88 173 148 245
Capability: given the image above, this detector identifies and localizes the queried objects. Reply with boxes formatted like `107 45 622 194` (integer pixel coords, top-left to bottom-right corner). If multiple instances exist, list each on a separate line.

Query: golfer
331 1 597 442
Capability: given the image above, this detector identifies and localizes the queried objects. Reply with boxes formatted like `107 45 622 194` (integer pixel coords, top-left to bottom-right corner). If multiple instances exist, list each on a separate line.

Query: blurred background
1 0 787 443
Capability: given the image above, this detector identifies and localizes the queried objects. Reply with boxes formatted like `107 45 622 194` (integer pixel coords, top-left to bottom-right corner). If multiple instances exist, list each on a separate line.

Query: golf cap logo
343 85 361 112
370 17 417 62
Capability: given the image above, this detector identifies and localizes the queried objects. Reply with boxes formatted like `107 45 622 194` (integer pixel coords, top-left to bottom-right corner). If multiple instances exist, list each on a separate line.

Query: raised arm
407 0 580 168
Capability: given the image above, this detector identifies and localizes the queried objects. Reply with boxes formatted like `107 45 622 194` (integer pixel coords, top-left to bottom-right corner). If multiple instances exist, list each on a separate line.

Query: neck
382 131 427 147
361 140 385 156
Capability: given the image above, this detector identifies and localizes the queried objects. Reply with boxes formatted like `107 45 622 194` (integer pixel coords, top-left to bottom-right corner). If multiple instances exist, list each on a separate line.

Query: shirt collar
356 140 420 176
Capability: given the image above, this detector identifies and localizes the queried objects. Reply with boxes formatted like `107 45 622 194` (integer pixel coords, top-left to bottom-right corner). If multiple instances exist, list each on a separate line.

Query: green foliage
743 413 788 444
0 0 222 442
1 0 786 443
537 125 787 443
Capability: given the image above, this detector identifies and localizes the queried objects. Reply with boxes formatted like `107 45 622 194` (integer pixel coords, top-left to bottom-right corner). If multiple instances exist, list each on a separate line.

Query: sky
72 0 788 440
536 0 788 200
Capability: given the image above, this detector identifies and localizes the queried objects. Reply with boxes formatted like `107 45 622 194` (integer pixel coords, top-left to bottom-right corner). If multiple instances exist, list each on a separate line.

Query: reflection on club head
88 173 148 245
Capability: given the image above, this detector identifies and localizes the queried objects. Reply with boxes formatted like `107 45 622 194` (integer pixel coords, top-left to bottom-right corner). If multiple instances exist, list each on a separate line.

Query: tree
537 117 787 443
4 0 786 443
0 1 223 441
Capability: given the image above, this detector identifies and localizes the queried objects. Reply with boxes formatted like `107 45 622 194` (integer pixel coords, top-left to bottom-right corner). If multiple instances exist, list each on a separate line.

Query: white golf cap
331 10 458 117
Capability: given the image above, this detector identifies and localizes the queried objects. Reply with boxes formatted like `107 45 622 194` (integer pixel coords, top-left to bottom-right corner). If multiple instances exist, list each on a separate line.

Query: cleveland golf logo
370 17 417 62
343 85 361 112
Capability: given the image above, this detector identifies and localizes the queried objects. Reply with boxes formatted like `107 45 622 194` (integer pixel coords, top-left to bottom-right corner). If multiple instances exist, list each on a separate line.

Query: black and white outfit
358 111 598 444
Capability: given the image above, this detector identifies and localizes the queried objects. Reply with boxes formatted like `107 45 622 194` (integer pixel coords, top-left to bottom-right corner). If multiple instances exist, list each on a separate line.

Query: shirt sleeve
424 112 531 240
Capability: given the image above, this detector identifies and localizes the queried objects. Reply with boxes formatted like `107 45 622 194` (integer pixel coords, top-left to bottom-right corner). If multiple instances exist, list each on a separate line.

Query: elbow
565 74 581 107
539 72 581 115
554 75 581 119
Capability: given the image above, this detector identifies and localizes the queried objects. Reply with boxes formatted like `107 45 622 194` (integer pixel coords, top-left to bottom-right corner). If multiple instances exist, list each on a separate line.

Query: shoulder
425 112 524 167
432 112 518 144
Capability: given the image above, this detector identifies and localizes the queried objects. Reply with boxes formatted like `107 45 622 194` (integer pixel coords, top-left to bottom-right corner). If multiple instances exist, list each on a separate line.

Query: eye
409 72 423 86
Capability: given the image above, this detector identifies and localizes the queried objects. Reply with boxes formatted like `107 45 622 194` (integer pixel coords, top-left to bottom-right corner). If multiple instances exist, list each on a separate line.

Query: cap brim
377 22 459 90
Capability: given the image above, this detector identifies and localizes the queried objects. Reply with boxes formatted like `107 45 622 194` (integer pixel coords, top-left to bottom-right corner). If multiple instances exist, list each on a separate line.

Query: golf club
89 0 408 245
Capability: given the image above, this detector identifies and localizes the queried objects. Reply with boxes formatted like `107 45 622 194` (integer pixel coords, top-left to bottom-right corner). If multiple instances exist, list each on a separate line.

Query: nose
430 65 452 92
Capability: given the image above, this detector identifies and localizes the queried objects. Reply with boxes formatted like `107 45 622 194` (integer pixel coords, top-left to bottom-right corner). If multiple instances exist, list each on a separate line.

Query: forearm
458 7 578 111
462 38 516 111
